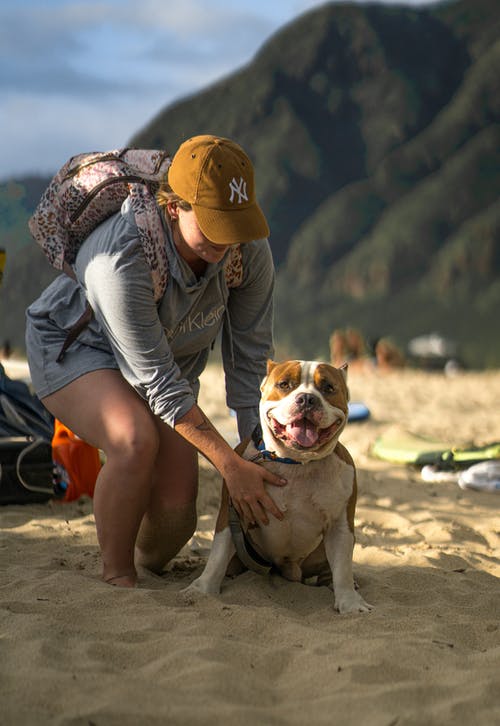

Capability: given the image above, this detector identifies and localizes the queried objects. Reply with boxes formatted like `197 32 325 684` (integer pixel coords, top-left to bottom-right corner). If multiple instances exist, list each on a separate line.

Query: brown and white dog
187 359 372 614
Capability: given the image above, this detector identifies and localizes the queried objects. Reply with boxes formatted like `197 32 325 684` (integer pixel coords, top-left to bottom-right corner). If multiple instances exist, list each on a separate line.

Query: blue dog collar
256 440 302 465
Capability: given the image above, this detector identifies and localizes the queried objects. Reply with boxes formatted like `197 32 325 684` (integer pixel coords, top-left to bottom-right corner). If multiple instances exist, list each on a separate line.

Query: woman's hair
156 183 192 215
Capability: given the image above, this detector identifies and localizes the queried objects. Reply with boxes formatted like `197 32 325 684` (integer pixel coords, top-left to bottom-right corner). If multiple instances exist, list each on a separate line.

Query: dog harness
228 425 302 575
228 502 273 575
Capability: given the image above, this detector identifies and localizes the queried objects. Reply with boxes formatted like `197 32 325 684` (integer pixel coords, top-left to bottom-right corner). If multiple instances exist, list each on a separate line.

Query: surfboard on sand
371 430 450 465
371 429 500 467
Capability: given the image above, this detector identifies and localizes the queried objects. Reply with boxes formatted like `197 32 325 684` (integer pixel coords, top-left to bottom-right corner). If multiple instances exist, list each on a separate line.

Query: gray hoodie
25 200 274 438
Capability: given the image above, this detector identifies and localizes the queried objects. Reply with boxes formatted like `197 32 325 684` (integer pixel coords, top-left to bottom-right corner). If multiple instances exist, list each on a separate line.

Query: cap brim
192 202 270 245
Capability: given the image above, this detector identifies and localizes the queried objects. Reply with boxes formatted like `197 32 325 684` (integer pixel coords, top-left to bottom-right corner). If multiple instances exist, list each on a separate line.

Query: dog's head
259 359 350 463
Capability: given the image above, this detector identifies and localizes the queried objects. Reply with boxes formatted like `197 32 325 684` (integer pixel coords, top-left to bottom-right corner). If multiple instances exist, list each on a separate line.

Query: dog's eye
277 379 293 390
320 381 336 394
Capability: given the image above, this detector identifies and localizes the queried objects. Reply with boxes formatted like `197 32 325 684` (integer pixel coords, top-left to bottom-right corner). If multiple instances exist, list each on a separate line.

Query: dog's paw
334 589 373 614
181 576 221 597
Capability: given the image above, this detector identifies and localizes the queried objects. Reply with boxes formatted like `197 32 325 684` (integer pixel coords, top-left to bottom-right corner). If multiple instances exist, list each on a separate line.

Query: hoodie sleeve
221 238 275 439
73 214 196 427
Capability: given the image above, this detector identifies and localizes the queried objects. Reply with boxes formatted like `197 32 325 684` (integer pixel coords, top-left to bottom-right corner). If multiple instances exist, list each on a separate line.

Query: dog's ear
261 359 276 391
266 359 278 375
339 363 350 402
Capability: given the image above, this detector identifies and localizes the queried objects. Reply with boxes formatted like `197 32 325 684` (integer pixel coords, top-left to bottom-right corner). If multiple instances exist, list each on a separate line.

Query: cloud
0 91 168 178
1 0 281 180
0 0 273 97
1 0 442 179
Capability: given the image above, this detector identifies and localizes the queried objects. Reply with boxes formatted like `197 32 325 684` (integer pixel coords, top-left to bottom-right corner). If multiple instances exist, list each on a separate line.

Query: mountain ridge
1 0 499 366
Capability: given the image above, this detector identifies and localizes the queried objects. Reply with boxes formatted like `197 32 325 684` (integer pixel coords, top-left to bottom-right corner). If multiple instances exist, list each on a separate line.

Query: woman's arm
222 239 275 439
75 224 197 426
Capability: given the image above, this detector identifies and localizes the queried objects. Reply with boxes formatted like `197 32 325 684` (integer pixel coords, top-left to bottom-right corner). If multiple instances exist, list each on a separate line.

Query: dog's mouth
267 414 344 450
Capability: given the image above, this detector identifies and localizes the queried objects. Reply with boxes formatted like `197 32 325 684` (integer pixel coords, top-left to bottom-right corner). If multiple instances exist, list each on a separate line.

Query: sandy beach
1 362 499 725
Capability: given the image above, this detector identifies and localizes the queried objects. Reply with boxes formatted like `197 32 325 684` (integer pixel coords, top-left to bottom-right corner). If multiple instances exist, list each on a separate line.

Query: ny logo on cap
229 176 248 204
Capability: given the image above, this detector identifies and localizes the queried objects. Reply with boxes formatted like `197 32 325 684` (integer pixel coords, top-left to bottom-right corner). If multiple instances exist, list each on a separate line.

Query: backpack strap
128 184 169 302
224 244 243 288
56 303 94 363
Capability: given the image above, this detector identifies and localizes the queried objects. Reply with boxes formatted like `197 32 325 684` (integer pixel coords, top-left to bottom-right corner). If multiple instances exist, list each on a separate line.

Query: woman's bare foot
104 573 137 588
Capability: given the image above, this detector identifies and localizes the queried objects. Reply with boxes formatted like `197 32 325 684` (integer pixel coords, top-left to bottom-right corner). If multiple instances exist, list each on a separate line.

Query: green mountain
0 178 58 353
1 0 499 366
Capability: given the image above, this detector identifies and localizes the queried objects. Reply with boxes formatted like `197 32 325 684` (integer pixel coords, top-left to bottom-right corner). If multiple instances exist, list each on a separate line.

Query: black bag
0 437 56 504
0 364 57 504
0 365 53 440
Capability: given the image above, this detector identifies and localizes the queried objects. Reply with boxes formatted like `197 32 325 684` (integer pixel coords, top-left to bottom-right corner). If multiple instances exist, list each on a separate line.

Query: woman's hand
222 456 286 526
174 404 286 526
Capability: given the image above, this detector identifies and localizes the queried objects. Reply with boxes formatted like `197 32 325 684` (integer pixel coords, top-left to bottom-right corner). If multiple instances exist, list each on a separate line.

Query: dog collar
256 440 302 465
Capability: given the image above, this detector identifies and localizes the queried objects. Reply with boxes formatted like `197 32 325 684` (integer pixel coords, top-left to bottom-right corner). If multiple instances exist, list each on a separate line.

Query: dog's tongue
286 419 319 448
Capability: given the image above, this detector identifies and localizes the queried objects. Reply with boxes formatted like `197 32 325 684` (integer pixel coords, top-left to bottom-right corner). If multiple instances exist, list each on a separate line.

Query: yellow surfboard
372 429 500 467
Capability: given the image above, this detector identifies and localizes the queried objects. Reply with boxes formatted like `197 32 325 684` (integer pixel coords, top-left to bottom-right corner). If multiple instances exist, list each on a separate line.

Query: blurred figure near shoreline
371 337 406 372
330 328 406 373
329 327 371 371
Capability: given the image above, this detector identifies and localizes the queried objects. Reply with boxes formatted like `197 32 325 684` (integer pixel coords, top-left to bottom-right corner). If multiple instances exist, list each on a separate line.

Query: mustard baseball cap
167 135 270 245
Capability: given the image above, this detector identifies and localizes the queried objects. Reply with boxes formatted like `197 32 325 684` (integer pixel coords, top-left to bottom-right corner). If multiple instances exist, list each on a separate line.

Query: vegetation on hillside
1 0 499 366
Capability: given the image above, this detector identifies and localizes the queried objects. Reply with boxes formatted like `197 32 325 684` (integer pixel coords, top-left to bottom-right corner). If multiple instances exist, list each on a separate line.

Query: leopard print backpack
28 148 243 360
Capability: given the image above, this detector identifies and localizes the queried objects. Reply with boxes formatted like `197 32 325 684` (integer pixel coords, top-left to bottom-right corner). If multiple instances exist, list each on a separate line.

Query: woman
26 135 285 588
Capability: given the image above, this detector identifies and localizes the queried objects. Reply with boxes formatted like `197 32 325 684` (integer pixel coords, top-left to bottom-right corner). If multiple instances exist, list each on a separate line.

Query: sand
1 361 499 725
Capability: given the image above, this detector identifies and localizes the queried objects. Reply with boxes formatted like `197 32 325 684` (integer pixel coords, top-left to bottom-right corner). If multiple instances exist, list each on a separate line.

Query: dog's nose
295 392 319 411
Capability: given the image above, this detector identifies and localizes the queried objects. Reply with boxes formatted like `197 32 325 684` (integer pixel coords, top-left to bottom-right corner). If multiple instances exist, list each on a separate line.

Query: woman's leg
135 419 199 573
42 369 160 587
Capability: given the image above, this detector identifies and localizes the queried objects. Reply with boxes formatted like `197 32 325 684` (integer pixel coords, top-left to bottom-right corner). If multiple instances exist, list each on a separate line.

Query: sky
1 0 441 181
